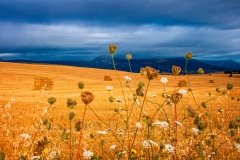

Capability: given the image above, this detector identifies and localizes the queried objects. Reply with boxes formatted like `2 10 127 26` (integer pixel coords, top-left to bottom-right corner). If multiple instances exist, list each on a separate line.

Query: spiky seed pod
172 65 181 75
216 88 221 93
227 83 233 90
138 82 145 89
68 112 75 120
126 53 132 61
108 96 115 102
140 66 159 80
67 98 77 109
185 52 192 60
198 68 204 75
0 152 6 160
78 82 84 89
81 91 94 105
171 93 182 104
108 44 117 54
201 102 207 108
48 97 56 105
75 120 82 131
136 87 144 97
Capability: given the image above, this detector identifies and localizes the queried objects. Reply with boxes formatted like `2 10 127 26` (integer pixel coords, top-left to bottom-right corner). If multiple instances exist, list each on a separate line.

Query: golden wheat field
0 62 240 160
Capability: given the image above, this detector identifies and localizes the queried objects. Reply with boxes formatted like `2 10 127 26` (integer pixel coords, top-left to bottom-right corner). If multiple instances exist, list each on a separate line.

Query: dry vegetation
0 50 240 160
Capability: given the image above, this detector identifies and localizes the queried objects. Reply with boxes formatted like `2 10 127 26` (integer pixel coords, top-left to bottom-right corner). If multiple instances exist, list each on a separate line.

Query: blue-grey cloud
0 0 240 28
0 22 239 61
0 0 240 62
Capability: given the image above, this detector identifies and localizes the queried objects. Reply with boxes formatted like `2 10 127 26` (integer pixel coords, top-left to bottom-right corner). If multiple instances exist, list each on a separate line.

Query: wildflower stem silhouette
76 104 87 160
185 59 199 107
131 79 151 150
128 59 133 73
27 101 54 157
69 118 72 160
87 104 128 151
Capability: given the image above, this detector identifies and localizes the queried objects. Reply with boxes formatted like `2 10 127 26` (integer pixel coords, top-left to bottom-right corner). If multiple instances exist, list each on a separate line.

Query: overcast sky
0 0 240 61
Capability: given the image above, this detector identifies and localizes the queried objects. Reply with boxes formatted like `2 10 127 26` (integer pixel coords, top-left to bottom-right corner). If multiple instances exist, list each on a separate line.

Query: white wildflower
83 149 94 159
105 85 113 91
152 120 169 128
115 98 123 102
10 97 16 104
136 99 140 107
4 102 12 109
49 151 58 158
178 89 187 95
97 130 108 135
142 140 158 149
160 77 168 84
31 156 41 160
109 144 117 150
175 121 183 127
164 144 175 153
151 94 157 98
135 122 142 129
234 143 240 152
42 107 48 115
124 76 132 81
21 133 30 140
192 128 200 135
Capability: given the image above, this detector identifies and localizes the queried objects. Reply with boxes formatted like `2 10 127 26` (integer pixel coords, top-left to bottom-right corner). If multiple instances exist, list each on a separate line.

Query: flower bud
185 52 192 60
172 65 181 75
108 44 117 54
126 53 132 61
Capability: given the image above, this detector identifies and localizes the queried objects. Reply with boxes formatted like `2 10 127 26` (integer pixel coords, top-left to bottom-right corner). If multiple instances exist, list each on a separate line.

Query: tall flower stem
130 79 150 149
69 119 72 160
128 60 133 73
111 54 127 108
185 60 199 107
27 104 53 156
76 104 87 160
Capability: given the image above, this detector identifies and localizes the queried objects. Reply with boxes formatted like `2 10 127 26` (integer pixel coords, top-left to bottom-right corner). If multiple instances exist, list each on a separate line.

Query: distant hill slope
1 56 240 73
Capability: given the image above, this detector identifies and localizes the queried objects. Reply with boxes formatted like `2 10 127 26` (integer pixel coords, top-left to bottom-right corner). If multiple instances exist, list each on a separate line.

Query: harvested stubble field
0 62 240 160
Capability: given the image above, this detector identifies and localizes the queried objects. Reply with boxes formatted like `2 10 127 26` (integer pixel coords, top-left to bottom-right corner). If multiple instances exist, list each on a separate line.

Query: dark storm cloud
0 0 240 28
0 0 240 62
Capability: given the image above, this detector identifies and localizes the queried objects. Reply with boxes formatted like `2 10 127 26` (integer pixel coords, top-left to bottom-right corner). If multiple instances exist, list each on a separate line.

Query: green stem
130 79 151 149
76 104 87 160
128 60 133 73
70 119 72 160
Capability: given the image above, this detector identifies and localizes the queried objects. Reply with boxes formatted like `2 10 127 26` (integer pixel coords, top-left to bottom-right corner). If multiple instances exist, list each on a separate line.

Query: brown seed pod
81 91 94 105
140 66 159 80
185 52 192 60
172 65 181 75
171 93 182 104
108 44 117 54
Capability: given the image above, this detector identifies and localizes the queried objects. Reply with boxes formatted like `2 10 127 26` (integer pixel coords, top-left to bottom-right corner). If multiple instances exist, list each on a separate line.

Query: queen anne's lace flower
21 133 30 140
160 77 168 84
234 143 240 152
142 140 158 149
124 76 132 81
178 89 187 95
192 128 200 135
83 149 94 159
164 144 175 153
105 86 113 91
135 122 142 129
109 144 117 150
175 121 183 127
97 130 108 135
152 120 169 128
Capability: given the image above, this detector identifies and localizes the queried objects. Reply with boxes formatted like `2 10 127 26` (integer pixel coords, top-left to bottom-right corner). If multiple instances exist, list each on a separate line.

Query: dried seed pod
81 91 94 105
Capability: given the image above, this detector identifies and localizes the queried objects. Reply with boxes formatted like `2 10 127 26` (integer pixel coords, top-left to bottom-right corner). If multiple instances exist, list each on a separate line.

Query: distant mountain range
1 56 240 73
